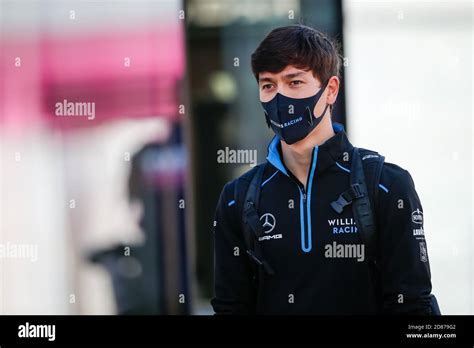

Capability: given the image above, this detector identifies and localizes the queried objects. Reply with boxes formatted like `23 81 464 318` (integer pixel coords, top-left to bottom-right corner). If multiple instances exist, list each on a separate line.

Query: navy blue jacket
211 123 433 314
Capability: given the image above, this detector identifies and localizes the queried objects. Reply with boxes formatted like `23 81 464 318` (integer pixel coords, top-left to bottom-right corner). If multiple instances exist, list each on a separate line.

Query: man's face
258 65 328 118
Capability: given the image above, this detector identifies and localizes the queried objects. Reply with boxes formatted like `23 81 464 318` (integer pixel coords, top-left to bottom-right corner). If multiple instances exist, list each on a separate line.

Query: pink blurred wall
0 25 185 133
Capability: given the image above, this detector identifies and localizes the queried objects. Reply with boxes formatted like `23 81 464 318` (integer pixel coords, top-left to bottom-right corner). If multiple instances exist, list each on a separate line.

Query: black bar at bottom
0 315 472 346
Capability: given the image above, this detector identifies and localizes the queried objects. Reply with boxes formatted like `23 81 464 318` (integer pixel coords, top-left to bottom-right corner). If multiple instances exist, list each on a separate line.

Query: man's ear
326 76 340 107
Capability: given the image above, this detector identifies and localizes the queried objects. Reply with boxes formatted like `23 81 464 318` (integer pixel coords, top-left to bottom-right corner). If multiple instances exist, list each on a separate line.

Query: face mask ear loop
304 81 329 125
312 81 331 120
315 103 330 120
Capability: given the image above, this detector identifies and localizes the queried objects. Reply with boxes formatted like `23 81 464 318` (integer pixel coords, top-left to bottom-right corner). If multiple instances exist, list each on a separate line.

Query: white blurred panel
343 0 473 314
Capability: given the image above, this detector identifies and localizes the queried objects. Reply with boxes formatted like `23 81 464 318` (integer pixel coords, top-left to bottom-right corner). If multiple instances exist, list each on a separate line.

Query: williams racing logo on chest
328 218 358 234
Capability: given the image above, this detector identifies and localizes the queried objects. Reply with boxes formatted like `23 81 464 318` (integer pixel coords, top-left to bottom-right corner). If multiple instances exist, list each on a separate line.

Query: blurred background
0 0 472 315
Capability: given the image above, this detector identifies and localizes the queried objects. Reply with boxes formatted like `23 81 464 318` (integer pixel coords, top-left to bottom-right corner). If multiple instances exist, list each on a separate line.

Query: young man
211 25 435 314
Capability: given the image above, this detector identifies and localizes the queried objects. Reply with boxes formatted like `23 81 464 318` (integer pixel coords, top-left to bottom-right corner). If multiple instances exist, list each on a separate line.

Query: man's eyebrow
282 71 306 80
258 76 274 84
258 71 307 84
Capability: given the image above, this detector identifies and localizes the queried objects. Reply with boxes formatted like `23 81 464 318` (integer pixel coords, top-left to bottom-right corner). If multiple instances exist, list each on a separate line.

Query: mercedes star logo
260 213 276 234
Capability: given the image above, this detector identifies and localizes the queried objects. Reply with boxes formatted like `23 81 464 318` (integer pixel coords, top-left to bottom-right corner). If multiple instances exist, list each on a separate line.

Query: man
211 24 435 314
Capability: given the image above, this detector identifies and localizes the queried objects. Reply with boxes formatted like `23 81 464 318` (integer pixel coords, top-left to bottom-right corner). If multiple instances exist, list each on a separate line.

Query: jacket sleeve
210 181 257 314
378 168 433 314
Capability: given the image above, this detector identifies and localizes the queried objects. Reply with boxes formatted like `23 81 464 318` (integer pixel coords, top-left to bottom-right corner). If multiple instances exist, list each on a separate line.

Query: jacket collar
266 122 353 176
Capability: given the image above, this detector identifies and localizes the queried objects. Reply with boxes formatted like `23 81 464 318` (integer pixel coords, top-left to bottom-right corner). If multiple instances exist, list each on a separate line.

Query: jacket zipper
301 188 311 252
305 147 318 253
287 148 317 253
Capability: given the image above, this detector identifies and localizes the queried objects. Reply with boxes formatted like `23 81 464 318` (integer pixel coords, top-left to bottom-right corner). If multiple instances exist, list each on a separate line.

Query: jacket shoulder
223 163 266 191
220 162 267 203
356 147 416 192
381 162 416 191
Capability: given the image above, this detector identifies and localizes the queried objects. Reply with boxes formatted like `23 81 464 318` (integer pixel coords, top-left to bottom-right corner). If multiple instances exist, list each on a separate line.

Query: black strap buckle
330 184 364 214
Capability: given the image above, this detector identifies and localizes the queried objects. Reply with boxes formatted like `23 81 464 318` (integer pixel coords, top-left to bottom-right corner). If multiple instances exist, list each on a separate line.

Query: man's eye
262 84 273 90
290 80 303 86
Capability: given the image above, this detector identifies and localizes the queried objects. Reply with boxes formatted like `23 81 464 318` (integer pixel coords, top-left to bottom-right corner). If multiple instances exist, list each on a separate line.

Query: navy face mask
261 83 330 145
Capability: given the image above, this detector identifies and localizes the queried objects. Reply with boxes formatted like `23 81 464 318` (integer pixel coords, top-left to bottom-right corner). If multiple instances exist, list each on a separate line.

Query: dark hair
251 25 342 85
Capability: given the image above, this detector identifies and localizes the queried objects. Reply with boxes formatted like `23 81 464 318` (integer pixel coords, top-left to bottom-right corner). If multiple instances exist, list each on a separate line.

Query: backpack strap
330 147 385 263
235 163 275 276
346 148 385 312
360 149 385 221
350 147 384 263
